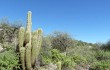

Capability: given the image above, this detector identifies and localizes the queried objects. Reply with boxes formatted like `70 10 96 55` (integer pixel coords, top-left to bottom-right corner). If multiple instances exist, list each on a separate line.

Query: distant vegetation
0 19 110 70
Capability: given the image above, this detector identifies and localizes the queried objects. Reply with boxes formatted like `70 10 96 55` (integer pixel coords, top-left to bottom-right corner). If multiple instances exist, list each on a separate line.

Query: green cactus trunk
31 29 43 66
25 11 32 70
31 31 38 66
18 27 25 51
20 47 25 70
18 11 43 70
57 61 62 70
25 43 31 70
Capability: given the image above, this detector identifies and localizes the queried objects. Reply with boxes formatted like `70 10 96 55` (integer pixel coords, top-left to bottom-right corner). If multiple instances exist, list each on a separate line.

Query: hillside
0 11 110 70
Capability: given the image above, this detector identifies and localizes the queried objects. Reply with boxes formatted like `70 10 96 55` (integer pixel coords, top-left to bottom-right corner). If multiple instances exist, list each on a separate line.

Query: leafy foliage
0 50 20 70
41 49 76 69
90 50 110 70
91 61 110 70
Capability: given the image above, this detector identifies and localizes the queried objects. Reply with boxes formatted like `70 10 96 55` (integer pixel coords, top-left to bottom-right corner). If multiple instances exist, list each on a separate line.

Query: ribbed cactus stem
25 11 32 70
26 11 32 32
57 61 62 70
31 29 43 66
25 11 32 44
31 31 38 66
25 43 31 70
18 27 25 51
36 29 43 54
20 47 25 70
24 31 31 44
37 29 43 45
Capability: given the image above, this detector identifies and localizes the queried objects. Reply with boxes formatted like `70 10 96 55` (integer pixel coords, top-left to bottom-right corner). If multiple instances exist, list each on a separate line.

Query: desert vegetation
0 11 110 70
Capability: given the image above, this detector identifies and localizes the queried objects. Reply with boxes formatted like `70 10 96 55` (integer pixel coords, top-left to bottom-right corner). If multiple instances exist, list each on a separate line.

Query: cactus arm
25 43 31 70
31 29 43 66
31 31 38 66
20 47 26 70
18 27 25 51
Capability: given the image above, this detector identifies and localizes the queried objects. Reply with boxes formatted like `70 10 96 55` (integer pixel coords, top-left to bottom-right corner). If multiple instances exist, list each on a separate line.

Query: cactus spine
18 11 43 70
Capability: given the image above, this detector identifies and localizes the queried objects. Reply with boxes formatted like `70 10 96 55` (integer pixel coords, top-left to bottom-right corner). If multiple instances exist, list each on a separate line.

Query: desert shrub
62 56 76 68
41 50 52 65
51 49 76 67
41 49 76 69
0 19 22 43
90 61 110 70
0 50 20 70
41 55 52 65
50 31 74 52
41 49 64 65
68 45 95 64
42 36 52 52
2 42 16 51
71 55 87 65
95 50 110 61
40 36 53 65
51 49 65 62
90 49 110 70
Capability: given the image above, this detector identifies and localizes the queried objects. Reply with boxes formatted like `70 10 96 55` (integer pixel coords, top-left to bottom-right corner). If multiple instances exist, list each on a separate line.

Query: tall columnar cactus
25 12 32 70
18 11 43 70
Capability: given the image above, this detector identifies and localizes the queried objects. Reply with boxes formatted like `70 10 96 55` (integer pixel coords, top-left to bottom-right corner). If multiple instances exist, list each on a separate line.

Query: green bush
95 50 110 61
0 50 20 70
71 55 87 64
2 42 16 51
63 56 76 67
90 50 110 70
0 20 22 43
41 54 52 65
41 49 64 64
91 61 110 70
51 49 65 62
41 49 76 69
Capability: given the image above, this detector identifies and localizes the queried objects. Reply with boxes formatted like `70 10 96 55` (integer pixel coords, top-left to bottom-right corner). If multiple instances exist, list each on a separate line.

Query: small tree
100 40 110 51
50 31 74 52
